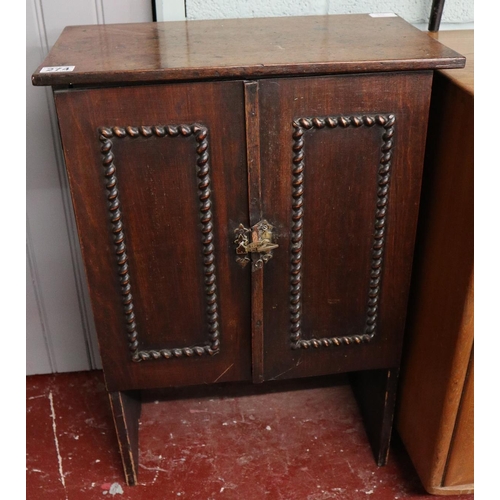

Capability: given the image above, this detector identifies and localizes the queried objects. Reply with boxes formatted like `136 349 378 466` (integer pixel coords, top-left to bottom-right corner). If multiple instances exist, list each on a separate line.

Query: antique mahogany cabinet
32 14 464 485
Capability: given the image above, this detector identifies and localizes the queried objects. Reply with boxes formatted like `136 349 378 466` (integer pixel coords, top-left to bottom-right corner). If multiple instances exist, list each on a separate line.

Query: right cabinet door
259 73 432 381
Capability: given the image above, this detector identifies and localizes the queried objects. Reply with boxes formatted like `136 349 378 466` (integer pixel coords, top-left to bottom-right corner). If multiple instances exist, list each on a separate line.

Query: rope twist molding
290 114 395 350
98 124 220 362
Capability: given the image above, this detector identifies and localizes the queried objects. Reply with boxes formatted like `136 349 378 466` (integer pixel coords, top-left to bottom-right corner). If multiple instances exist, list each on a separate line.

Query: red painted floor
27 371 474 499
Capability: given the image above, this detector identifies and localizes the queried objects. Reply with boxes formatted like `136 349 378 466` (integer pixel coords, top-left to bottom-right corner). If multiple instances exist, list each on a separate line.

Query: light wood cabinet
397 30 474 495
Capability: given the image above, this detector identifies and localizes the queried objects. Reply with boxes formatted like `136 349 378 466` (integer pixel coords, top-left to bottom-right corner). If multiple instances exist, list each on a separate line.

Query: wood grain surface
244 81 266 384
443 349 474 488
397 30 474 496
258 72 432 381
428 30 473 94
54 81 252 391
32 14 464 86
108 390 141 486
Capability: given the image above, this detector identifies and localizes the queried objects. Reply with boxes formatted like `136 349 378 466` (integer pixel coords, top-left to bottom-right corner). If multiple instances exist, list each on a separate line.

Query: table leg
108 390 142 485
350 367 399 466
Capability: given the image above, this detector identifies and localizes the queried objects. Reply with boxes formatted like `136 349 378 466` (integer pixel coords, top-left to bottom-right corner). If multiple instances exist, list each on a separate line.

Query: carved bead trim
98 124 220 362
290 114 395 350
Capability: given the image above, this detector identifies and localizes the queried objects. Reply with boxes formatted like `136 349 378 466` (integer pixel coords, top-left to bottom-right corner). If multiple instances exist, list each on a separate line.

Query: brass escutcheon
234 220 278 269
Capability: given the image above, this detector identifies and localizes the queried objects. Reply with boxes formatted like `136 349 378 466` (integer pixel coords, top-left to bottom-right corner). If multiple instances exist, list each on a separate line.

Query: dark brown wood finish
108 390 141 486
350 368 399 466
54 82 252 391
33 14 464 87
259 72 432 381
244 81 265 383
36 14 467 486
428 0 446 32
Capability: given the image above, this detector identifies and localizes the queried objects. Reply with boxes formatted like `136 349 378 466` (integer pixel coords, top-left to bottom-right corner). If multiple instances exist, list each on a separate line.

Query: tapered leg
108 390 142 486
350 368 399 466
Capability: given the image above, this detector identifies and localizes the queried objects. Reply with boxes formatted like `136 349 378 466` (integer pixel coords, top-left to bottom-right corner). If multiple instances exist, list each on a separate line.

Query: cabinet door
55 82 251 391
259 73 432 381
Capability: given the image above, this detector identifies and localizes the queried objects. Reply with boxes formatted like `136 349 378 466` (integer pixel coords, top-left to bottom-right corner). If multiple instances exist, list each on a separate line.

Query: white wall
185 0 473 24
26 0 152 375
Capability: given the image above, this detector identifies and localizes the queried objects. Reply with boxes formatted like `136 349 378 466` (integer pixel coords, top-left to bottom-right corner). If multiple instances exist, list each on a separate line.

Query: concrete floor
27 371 474 499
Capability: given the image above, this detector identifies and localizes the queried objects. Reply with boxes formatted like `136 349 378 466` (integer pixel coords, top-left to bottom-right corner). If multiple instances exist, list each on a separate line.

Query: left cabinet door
54 82 252 391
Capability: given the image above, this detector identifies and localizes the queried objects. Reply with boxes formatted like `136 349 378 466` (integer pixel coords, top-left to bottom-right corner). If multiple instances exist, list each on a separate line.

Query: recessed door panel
55 82 251 390
259 73 432 380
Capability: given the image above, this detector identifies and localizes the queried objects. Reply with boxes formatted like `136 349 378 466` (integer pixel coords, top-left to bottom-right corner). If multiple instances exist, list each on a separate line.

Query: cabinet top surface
32 14 465 87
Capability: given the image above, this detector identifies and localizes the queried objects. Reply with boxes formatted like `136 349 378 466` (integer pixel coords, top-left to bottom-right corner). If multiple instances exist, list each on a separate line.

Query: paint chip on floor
109 483 124 495
101 482 124 495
